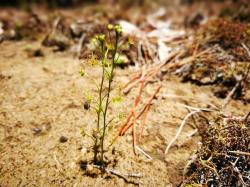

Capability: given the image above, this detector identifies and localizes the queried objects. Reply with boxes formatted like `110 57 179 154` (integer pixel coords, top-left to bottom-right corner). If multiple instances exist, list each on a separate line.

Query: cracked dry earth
0 41 249 186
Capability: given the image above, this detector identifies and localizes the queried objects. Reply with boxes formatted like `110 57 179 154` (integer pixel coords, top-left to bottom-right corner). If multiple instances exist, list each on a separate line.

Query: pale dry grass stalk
165 110 202 154
165 104 214 154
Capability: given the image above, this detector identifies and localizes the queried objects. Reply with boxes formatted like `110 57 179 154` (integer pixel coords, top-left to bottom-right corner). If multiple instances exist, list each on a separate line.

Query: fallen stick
165 109 202 154
123 71 145 94
135 146 153 160
123 51 178 94
132 112 137 154
99 166 142 178
119 85 161 155
76 33 85 57
139 104 150 141
123 65 158 94
124 46 212 95
228 151 250 156
178 103 216 112
123 73 142 94
91 164 142 185
119 81 145 135
229 159 248 186
163 47 215 70
119 84 162 135
222 81 241 109
119 103 149 135
165 103 215 154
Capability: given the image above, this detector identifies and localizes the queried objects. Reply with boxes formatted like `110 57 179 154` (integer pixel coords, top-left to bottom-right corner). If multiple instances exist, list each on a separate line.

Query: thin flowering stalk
93 35 106 162
82 24 134 166
100 25 122 165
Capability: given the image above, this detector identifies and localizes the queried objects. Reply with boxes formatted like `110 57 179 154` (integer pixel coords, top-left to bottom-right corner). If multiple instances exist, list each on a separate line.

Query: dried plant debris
0 11 49 41
174 19 250 101
219 0 250 23
201 19 250 57
15 12 49 40
42 17 71 51
183 113 250 187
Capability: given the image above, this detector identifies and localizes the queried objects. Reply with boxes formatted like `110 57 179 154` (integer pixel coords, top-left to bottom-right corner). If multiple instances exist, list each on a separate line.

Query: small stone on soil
59 136 68 143
79 160 87 170
83 101 90 110
32 127 42 134
26 48 44 57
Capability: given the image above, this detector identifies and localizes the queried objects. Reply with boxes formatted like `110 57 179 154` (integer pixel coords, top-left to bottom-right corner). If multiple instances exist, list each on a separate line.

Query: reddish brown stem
119 84 161 135
139 105 150 141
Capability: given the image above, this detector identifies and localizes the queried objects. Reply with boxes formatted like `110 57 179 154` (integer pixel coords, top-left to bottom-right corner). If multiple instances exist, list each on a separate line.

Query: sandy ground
0 40 249 187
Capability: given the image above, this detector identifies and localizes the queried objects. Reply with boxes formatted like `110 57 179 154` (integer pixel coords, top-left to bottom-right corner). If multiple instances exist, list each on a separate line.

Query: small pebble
26 48 44 58
59 136 68 143
79 160 87 170
32 127 42 135
83 101 90 110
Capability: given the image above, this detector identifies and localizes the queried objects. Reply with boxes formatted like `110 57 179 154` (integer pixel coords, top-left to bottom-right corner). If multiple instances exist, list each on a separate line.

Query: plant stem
94 44 105 163
100 33 119 164
97 61 105 130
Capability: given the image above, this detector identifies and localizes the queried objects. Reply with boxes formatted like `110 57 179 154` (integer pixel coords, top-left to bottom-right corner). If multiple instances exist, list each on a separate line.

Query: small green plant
81 24 130 167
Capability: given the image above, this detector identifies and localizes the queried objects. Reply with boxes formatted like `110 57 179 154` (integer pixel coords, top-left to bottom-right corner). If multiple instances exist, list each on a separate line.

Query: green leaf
80 128 86 137
79 69 85 76
115 54 128 65
112 96 123 103
86 94 93 102
102 58 109 66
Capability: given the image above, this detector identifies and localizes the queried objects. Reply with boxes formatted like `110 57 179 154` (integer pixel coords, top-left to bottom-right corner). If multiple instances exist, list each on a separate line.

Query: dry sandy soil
0 40 249 187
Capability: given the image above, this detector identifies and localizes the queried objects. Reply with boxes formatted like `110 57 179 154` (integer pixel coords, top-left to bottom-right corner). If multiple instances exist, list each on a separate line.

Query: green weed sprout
81 24 129 167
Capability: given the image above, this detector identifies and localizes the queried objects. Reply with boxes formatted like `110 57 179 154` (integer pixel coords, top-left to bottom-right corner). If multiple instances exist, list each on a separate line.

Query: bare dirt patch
0 40 248 186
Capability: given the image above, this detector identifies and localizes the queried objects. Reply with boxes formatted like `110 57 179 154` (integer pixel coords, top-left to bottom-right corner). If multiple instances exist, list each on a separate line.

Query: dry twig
89 164 142 185
165 110 202 154
228 151 250 156
165 105 214 154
